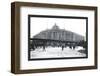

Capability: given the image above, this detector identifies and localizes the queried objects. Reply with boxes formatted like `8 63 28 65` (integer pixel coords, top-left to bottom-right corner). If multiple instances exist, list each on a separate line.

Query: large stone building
33 24 84 42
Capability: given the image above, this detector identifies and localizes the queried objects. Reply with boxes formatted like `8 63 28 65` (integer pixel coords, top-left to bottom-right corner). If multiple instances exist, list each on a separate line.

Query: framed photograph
11 2 98 74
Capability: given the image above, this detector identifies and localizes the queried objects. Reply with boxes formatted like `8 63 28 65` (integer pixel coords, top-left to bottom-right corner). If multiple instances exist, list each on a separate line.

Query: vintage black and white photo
28 15 88 60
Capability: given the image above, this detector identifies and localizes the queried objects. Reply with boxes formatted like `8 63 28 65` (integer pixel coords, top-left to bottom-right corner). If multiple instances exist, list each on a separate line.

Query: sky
30 17 86 38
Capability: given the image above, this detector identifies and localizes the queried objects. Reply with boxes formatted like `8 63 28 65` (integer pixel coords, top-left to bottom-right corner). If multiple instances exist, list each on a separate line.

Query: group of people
30 40 86 51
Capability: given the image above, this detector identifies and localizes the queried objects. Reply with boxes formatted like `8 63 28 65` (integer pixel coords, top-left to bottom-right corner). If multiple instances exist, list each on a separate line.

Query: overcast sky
30 17 86 38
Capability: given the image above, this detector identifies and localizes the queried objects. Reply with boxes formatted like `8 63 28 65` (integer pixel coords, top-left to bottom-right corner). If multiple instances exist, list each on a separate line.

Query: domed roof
52 23 59 30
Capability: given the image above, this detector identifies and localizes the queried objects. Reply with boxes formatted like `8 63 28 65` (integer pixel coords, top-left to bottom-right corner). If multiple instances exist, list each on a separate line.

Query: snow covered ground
30 47 86 59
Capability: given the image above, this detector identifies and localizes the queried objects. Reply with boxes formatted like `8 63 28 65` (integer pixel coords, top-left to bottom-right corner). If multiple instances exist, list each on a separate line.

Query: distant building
33 24 84 41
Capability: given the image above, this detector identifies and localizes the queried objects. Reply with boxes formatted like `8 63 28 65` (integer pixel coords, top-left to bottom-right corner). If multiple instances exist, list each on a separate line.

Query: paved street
30 47 86 59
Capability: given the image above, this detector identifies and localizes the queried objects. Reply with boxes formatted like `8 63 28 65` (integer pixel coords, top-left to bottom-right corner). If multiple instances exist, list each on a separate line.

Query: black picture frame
28 15 88 61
